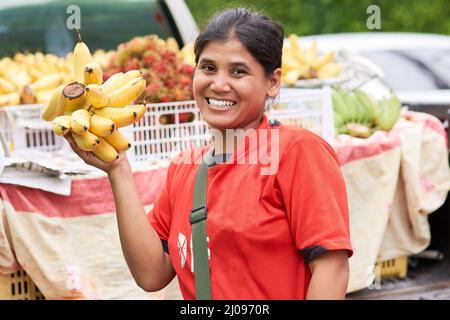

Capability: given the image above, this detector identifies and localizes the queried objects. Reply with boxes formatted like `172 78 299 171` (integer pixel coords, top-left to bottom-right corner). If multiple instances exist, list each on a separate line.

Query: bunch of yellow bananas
41 29 147 163
282 34 344 86
331 87 401 138
0 53 71 106
0 45 114 107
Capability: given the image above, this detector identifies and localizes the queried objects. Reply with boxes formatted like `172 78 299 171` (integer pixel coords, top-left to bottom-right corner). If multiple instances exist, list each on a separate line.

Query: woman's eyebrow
229 61 249 69
198 58 215 64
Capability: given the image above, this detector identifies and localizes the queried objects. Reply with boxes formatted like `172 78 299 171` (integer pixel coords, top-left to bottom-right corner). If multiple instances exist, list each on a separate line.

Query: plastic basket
0 105 64 152
0 269 45 300
376 256 408 280
0 87 334 162
122 100 211 163
270 87 335 143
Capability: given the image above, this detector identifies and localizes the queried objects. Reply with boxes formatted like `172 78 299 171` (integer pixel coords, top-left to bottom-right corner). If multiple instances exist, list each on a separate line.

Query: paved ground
347 258 450 300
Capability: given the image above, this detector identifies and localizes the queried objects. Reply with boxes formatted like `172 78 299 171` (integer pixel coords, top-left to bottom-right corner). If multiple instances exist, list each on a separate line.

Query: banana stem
74 28 82 43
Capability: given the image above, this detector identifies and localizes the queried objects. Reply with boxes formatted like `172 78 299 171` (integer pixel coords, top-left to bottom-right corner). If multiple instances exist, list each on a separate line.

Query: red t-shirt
148 116 353 299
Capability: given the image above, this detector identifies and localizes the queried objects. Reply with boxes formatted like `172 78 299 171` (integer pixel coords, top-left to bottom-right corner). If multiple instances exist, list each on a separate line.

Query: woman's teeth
207 98 236 109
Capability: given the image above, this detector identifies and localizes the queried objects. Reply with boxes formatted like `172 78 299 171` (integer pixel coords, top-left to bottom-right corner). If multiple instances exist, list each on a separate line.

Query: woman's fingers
63 133 128 172
64 134 106 168
64 134 87 158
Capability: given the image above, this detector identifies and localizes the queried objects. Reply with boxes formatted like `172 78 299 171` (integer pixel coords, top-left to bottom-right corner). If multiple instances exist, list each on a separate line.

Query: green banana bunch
340 90 361 123
350 92 369 124
331 87 375 138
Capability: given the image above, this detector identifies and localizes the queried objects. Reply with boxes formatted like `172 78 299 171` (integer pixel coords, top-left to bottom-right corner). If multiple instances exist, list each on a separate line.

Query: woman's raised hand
64 134 128 173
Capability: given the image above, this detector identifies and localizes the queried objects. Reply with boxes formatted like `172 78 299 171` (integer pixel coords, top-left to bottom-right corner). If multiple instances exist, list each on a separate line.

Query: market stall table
0 162 172 299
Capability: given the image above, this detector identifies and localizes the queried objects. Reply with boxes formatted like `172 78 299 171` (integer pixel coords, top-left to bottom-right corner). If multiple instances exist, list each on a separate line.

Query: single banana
89 114 116 137
52 115 71 136
317 63 343 79
0 77 16 94
41 85 65 121
353 89 379 125
284 69 301 86
13 52 27 63
70 109 91 133
92 107 136 128
72 131 100 151
92 138 119 163
0 69 30 89
101 70 141 94
0 92 20 106
331 88 351 124
45 54 59 74
85 84 109 109
288 34 303 63
305 39 318 66
311 51 335 70
100 72 123 94
106 77 146 108
281 54 303 72
73 29 92 83
34 52 49 74
104 129 131 151
84 62 103 86
36 89 57 104
28 67 46 82
62 82 86 113
130 103 146 123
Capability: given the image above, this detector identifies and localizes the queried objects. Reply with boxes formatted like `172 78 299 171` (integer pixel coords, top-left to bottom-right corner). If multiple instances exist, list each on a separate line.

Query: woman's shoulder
273 125 341 171
275 124 332 150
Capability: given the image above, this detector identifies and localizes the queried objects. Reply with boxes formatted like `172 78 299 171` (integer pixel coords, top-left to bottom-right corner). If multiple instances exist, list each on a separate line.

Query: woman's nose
210 74 231 93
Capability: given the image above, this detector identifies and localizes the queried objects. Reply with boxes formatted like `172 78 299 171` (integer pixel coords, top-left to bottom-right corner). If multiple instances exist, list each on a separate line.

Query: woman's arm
306 250 349 300
108 161 176 291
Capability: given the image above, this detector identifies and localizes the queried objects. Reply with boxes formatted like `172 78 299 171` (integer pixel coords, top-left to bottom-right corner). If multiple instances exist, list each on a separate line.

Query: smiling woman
145 8 353 300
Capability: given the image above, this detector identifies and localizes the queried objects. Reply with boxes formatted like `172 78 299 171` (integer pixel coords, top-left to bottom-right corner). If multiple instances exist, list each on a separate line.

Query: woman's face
193 38 281 131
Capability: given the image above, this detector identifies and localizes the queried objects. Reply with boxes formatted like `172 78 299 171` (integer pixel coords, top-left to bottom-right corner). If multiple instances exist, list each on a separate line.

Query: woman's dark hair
194 8 284 76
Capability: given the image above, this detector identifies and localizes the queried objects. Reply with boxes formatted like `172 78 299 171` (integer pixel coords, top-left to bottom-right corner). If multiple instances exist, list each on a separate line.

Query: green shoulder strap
190 148 214 300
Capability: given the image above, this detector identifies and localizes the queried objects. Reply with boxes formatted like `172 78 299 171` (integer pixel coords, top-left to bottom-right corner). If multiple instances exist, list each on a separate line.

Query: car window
399 49 450 89
362 50 450 91
0 0 178 57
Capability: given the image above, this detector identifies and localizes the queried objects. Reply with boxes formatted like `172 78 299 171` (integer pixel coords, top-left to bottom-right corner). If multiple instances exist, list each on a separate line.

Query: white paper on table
0 166 72 195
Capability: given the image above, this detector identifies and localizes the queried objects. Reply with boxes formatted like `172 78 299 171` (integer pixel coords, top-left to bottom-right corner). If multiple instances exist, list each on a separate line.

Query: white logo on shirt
177 232 187 269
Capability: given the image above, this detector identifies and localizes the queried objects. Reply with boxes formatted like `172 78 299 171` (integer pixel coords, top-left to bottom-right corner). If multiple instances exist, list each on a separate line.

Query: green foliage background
185 0 450 36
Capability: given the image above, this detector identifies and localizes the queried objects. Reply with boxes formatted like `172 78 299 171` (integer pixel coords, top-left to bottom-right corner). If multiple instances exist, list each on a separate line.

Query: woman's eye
231 69 246 76
201 65 215 73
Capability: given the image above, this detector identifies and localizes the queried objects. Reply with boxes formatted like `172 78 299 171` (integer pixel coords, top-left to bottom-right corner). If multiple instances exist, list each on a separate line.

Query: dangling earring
265 96 274 112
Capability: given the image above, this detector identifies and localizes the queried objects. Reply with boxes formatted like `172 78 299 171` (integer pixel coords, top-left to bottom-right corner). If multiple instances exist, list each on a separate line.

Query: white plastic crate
0 87 334 163
122 100 211 163
0 104 64 152
270 87 335 143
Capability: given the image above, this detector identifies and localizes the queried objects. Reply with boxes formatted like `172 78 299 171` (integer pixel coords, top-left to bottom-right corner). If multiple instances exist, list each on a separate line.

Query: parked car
298 32 450 123
0 0 198 57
